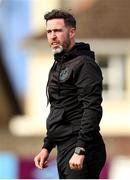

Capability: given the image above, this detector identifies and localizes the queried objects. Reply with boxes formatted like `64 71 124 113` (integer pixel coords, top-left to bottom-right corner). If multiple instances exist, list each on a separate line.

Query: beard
51 34 71 55
51 45 63 54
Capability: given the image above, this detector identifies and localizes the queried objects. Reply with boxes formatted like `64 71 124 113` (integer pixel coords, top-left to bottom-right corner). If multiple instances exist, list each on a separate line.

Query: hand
69 153 85 171
34 148 49 169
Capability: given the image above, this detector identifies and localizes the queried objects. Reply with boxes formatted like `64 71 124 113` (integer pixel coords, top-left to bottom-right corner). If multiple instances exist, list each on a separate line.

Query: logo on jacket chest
59 67 70 81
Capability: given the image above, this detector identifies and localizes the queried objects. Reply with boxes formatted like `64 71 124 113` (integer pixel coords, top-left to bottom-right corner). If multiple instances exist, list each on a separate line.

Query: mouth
51 42 59 47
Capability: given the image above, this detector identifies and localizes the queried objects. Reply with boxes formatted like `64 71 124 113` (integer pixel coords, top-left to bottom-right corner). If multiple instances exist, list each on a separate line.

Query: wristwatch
74 147 85 155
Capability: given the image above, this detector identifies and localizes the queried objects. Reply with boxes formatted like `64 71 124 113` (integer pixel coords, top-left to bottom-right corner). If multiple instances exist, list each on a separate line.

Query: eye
53 29 63 33
56 29 62 32
47 30 51 34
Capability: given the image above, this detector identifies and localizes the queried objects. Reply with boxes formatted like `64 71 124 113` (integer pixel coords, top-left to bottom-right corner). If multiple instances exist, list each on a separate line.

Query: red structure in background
19 157 35 179
100 161 110 179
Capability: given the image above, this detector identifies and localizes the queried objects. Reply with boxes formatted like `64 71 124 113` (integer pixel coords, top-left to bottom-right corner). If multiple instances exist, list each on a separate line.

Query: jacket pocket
47 108 73 141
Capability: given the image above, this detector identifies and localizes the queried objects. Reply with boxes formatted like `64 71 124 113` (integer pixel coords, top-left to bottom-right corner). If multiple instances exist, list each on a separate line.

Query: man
34 9 106 179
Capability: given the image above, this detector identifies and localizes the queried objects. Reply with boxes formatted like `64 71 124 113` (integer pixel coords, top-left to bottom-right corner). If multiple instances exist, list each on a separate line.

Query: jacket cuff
42 142 54 153
42 136 56 153
76 139 86 149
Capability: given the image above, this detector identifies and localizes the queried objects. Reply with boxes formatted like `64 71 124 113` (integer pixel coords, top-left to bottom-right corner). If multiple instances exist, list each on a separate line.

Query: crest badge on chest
59 67 70 82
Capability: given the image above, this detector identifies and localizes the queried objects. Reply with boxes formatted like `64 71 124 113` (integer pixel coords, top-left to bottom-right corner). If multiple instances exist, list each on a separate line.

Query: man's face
46 19 75 54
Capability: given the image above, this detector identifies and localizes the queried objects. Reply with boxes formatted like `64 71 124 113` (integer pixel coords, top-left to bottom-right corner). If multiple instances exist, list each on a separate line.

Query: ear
69 28 76 38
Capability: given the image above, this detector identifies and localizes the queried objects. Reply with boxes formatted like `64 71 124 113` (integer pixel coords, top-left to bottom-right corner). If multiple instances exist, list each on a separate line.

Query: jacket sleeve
42 134 56 153
74 58 103 148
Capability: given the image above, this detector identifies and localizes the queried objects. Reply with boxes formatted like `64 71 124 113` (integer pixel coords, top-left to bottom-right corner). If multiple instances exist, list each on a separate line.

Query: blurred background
0 0 130 179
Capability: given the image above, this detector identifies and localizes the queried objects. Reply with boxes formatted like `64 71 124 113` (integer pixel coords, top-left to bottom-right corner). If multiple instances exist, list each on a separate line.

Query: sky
0 0 30 96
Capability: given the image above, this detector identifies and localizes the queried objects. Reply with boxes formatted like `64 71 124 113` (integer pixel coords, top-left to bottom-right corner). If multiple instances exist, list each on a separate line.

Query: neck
68 40 75 51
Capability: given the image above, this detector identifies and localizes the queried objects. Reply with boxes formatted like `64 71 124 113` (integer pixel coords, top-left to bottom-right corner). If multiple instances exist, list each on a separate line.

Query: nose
50 31 56 39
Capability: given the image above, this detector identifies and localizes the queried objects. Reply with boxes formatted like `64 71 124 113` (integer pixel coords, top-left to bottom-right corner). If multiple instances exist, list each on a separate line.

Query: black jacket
43 42 103 152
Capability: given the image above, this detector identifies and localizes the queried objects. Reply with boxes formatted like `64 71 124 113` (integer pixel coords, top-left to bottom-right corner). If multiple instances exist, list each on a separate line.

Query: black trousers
57 136 106 179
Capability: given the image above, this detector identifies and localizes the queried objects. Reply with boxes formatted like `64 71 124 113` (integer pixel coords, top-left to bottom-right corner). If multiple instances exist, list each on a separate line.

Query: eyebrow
47 28 63 33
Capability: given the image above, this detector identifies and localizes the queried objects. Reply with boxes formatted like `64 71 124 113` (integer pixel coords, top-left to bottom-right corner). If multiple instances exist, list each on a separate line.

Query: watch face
75 147 85 155
75 148 80 154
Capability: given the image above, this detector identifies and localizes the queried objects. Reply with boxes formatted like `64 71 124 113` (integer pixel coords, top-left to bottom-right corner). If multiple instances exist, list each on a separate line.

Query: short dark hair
44 9 76 29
